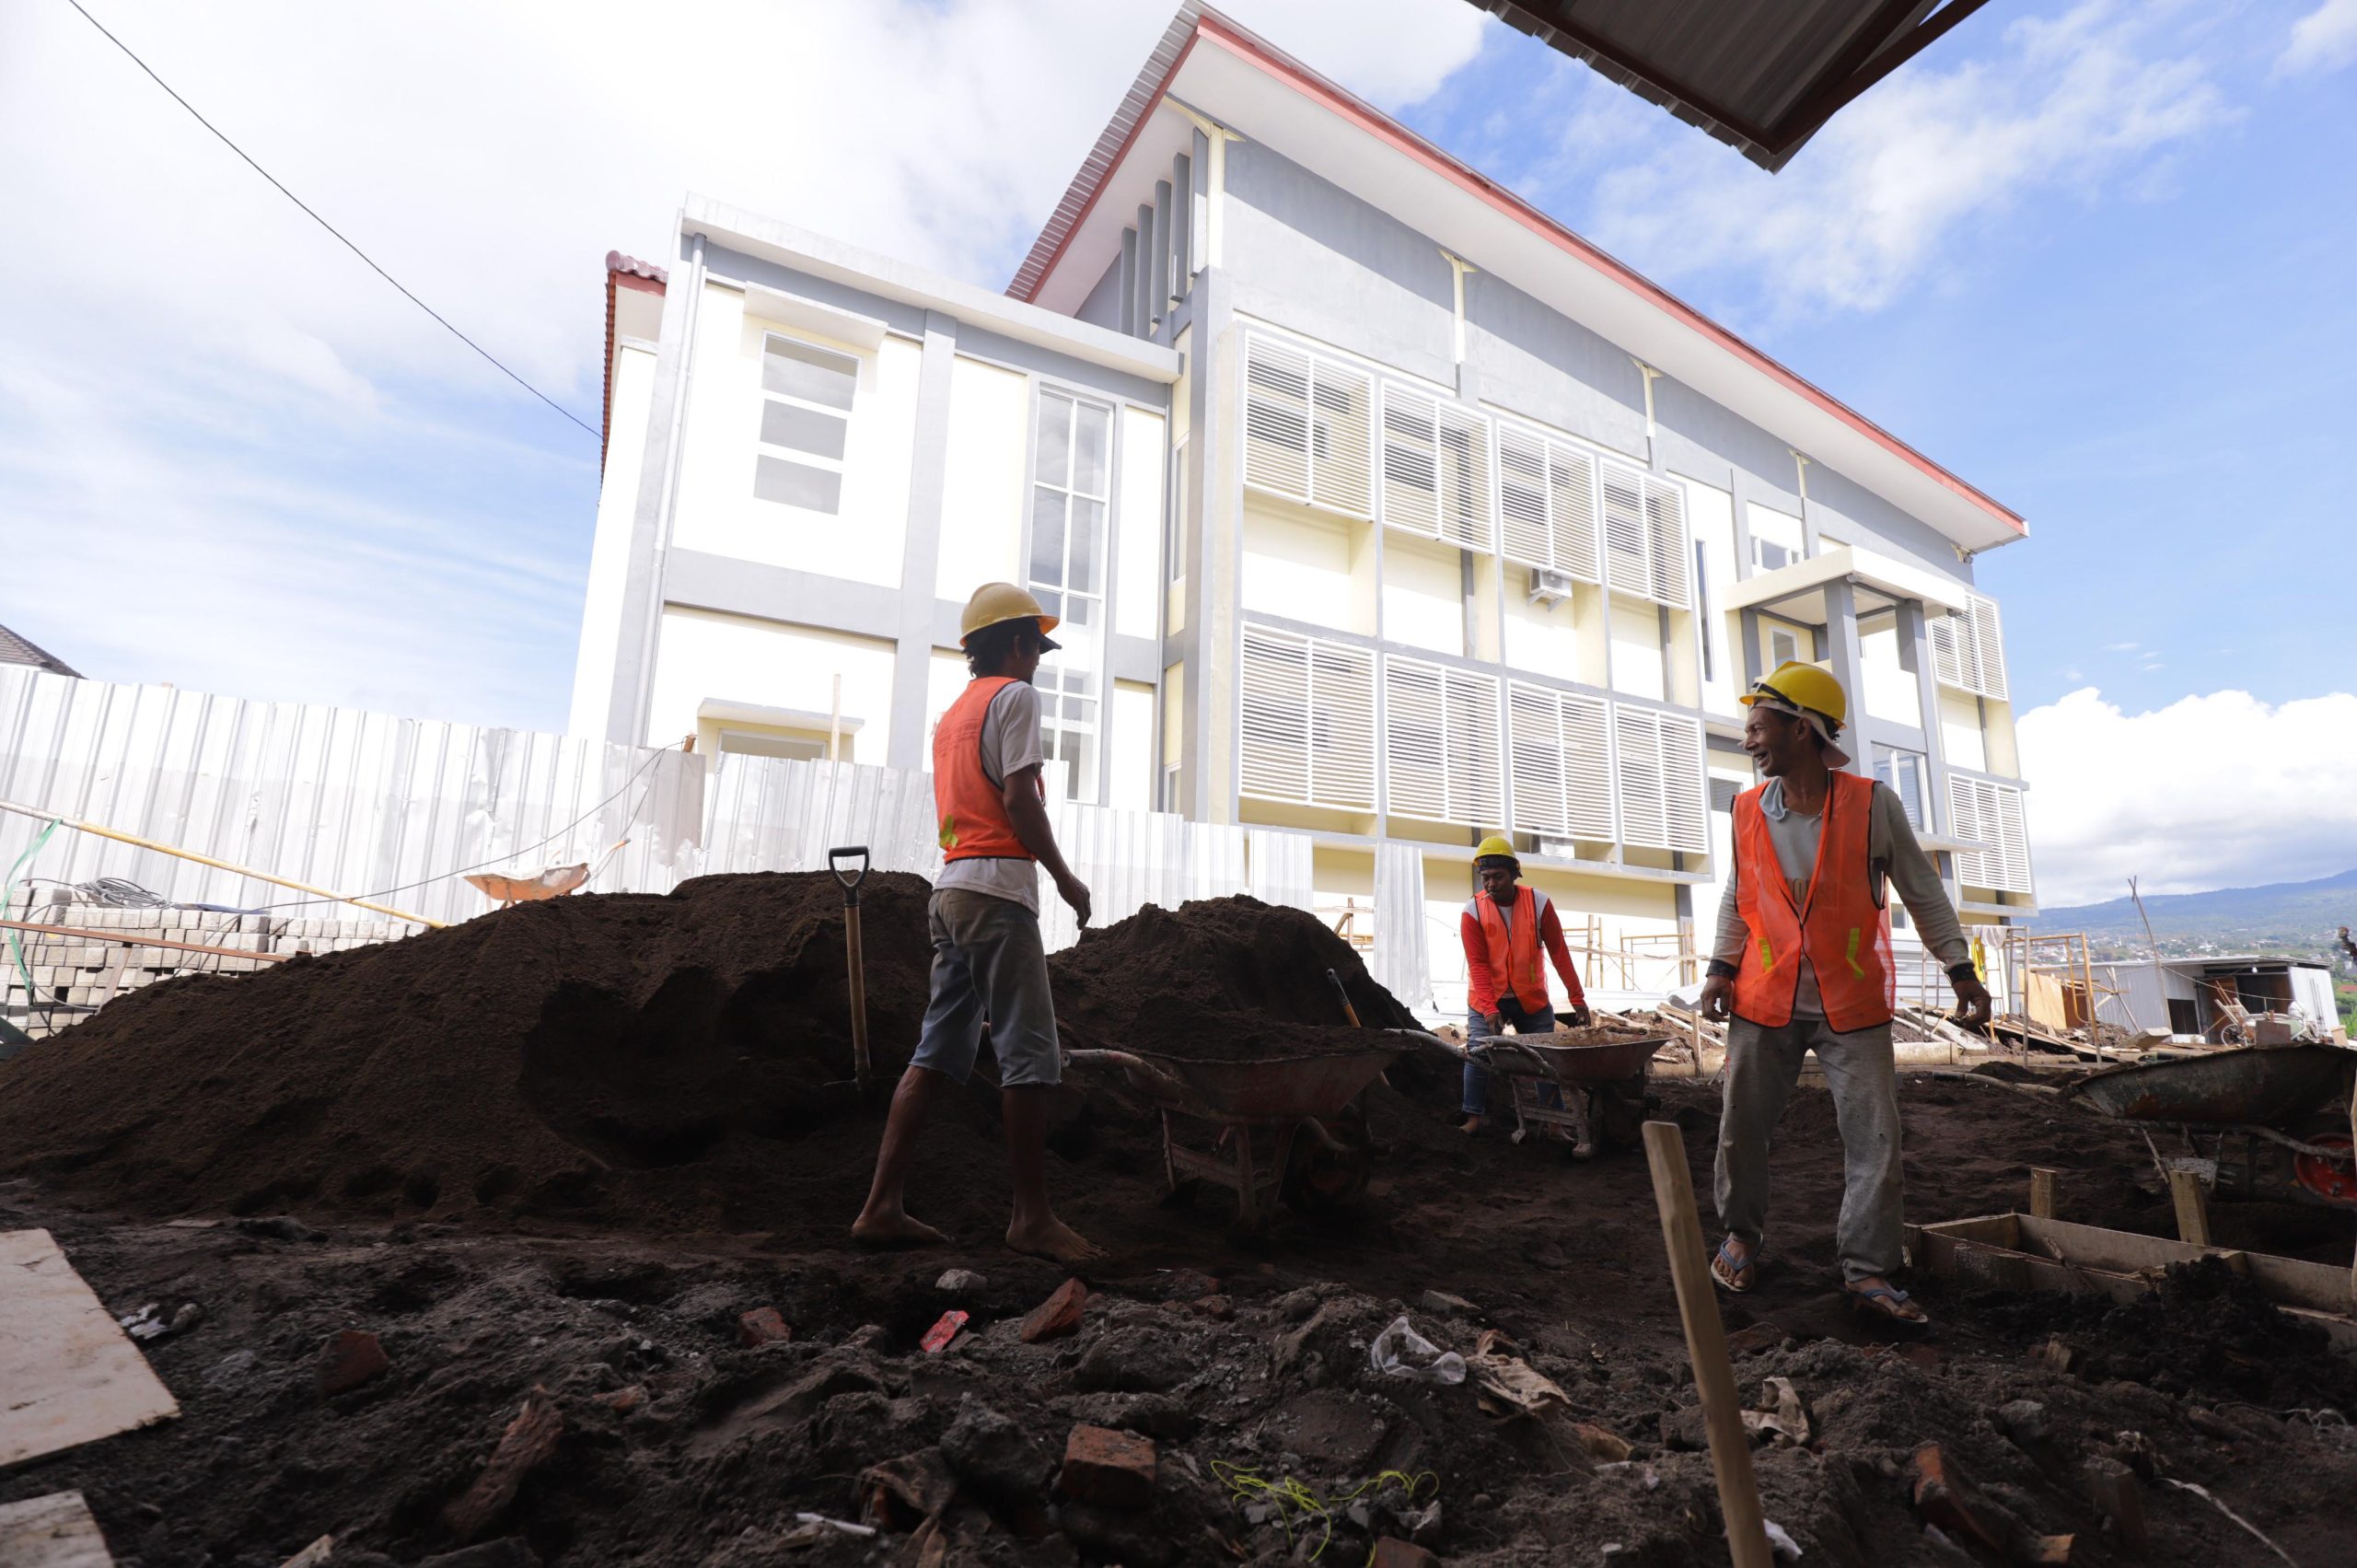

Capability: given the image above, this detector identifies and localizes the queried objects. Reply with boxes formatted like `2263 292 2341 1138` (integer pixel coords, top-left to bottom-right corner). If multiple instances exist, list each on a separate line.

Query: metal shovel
828 845 872 1098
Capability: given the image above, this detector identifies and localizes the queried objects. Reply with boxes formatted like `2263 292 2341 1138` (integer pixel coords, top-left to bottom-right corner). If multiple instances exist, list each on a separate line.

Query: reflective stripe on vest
1729 772 1896 1032
1476 886 1550 1014
933 677 1038 864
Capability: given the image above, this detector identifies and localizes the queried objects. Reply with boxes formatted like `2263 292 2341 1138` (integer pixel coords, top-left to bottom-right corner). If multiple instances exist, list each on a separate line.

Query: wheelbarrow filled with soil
1066 1033 1411 1233
1441 1025 1666 1159
2061 1043 2357 1207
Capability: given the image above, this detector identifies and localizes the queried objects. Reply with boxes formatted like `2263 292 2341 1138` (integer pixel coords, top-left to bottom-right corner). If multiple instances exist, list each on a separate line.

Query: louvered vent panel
1642 476 1690 610
1496 424 1601 582
1613 706 1669 850
1929 611 1967 691
1655 711 1708 854
1946 774 1990 889
1600 462 1647 598
1242 332 1375 520
1239 622 1375 811
1444 666 1504 824
1991 781 2030 894
1378 383 1442 541
1968 596 2008 701
1507 681 1612 841
1307 638 1378 810
1383 656 1501 826
1434 403 1493 552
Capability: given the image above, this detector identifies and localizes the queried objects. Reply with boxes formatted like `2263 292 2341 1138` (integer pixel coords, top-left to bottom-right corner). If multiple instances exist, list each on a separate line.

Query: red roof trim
601 251 668 472
1017 6 2024 538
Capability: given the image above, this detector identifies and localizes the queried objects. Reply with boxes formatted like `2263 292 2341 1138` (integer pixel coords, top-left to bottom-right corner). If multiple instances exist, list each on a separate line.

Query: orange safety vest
1475 885 1552 1014
1731 770 1894 1032
933 677 1039 864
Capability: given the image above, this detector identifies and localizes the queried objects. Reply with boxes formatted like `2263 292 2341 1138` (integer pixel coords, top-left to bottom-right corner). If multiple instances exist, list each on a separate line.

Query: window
1496 422 1599 582
1382 655 1502 825
1694 540 1714 680
1028 389 1115 802
1238 623 1376 811
1875 748 1929 831
1751 538 1794 573
1242 331 1374 518
753 332 856 515
1930 595 2010 700
1946 775 2031 894
1600 464 1689 608
1614 705 1708 854
1766 622 1804 669
1380 382 1493 552
1506 681 1612 842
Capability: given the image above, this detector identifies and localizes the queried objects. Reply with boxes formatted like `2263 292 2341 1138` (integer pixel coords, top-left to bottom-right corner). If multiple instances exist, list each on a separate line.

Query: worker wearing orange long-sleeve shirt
1458 835 1590 1133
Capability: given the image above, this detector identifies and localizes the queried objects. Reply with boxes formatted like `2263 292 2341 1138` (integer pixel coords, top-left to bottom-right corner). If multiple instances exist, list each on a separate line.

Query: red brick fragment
1371 1539 1439 1568
1020 1278 1089 1343
1061 1424 1157 1511
316 1329 389 1396
598 1384 647 1414
921 1309 969 1353
737 1307 791 1347
442 1386 564 1542
1193 1295 1235 1320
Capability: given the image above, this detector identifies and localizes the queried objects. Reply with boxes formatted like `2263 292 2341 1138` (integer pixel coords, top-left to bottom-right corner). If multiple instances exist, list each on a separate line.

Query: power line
61 0 599 439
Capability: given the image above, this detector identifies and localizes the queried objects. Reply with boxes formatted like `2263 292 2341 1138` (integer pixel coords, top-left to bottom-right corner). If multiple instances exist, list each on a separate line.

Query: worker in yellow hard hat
1697 660 1991 1325
854 583 1101 1265
1457 833 1591 1136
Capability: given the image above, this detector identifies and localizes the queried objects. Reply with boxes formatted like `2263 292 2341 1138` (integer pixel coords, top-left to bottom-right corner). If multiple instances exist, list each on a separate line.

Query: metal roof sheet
0 624 79 679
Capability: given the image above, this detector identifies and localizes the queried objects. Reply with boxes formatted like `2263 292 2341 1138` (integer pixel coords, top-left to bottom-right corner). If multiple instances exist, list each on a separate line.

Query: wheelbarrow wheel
1283 1121 1373 1214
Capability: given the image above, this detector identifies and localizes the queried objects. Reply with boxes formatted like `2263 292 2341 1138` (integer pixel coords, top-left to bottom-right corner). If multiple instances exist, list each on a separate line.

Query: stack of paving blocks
1 894 423 1040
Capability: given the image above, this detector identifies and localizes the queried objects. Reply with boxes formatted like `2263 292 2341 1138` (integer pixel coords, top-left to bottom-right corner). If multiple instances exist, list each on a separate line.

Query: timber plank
0 1229 180 1468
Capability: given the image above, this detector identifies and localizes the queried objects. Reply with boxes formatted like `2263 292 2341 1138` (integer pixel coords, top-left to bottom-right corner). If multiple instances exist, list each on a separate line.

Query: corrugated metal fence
1 670 1421 977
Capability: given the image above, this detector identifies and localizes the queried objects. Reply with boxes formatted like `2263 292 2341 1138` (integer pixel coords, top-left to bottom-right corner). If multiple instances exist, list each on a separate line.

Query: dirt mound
1047 895 1421 1063
0 872 938 1230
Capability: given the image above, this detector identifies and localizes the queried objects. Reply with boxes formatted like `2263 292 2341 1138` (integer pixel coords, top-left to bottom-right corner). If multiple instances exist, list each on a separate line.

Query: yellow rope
1209 1461 1438 1562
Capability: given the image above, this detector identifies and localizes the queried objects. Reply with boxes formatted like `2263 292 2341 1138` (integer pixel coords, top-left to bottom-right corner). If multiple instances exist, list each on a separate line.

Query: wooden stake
2084 1457 2148 1552
1641 1121 1773 1568
2167 1167 2212 1248
2029 1167 2058 1221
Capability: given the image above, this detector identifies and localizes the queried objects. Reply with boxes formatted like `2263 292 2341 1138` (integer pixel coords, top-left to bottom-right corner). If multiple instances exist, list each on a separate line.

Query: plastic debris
1368 1316 1467 1385
921 1309 970 1353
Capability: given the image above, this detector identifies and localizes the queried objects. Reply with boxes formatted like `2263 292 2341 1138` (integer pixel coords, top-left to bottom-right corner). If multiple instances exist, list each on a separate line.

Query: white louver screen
1613 705 1708 854
1600 461 1689 608
1379 383 1493 552
1506 681 1612 841
1382 655 1502 826
1238 623 1376 811
1946 775 2031 894
1931 596 2008 700
1242 331 1374 519
1496 424 1600 582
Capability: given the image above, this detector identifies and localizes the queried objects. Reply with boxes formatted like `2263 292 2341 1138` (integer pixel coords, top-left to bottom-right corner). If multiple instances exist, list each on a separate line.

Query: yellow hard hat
1473 833 1517 865
958 582 1061 648
1740 660 1847 728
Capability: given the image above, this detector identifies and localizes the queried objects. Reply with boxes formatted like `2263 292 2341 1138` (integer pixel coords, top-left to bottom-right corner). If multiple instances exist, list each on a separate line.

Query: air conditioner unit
1527 567 1574 606
1537 836 1579 859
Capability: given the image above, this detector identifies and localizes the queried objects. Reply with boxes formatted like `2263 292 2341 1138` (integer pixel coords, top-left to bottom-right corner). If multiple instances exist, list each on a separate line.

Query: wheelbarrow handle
827 844 870 900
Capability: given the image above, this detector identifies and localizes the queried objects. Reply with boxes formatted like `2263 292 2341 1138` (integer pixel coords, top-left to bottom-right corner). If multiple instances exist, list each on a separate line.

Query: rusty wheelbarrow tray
2062 1044 2356 1127
1066 1036 1409 1231
1432 1029 1668 1158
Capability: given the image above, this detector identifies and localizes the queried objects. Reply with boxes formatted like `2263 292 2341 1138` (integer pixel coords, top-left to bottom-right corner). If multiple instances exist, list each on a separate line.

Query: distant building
0 623 78 679
2090 956 2344 1041
570 5 2037 1007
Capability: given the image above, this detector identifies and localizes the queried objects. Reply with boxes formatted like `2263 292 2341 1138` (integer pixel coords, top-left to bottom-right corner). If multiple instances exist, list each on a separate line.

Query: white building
570 6 2037 1010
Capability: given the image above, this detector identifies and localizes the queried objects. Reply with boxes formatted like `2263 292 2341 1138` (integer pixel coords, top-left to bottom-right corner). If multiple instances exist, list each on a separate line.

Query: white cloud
2015 687 2357 905
2278 0 2357 74
1583 0 2233 316
0 0 1487 727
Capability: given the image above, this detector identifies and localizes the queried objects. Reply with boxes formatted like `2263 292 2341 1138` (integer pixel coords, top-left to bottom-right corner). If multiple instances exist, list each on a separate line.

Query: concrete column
1132 203 1156 341
1117 228 1138 337
1151 180 1174 332
886 311 960 772
1171 153 1194 291
608 231 705 745
1818 576 1870 777
1899 598 1958 887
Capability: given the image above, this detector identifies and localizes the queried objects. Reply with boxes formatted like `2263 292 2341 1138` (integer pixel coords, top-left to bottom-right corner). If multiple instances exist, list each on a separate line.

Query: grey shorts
908 889 1062 1089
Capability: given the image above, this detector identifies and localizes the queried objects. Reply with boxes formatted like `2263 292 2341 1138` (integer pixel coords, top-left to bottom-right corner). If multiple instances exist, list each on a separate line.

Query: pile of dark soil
0 872 940 1232
1046 895 1420 1063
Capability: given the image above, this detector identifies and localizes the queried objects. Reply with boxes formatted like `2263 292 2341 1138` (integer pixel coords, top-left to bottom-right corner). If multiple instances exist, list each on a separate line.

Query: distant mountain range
2038 868 2357 961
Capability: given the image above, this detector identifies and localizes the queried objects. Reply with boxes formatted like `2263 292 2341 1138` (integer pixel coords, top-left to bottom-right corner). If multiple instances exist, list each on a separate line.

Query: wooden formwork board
1906 1212 2357 1353
0 1491 114 1565
0 1229 180 1468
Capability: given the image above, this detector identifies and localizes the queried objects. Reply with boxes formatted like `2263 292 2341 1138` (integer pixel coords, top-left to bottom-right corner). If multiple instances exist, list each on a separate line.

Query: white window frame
1875 746 1931 832
1381 654 1504 827
1027 388 1116 804
1238 622 1377 812
752 330 857 515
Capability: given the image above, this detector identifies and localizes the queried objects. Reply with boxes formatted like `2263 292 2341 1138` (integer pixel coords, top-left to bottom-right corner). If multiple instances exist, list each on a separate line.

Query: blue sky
4 0 2353 901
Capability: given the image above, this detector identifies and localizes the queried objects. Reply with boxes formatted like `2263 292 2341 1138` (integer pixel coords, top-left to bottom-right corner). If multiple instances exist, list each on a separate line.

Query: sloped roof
601 251 668 470
0 623 79 678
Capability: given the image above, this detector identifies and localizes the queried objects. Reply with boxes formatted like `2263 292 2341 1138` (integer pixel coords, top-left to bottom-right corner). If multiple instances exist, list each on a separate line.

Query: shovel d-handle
827 844 871 904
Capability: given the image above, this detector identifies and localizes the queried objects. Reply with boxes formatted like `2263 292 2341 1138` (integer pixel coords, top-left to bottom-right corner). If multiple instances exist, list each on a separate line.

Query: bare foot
1006 1214 1105 1265
851 1207 949 1249
1458 1115 1484 1135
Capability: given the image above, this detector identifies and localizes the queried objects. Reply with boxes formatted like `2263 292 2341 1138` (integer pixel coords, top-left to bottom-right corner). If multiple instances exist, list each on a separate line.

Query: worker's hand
1697 974 1733 1024
1565 1004 1593 1028
1056 871 1092 927
1948 972 1993 1031
1480 1012 1503 1038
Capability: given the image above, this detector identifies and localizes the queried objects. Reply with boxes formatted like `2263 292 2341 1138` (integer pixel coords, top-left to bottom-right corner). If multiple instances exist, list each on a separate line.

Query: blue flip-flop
1843 1280 1928 1324
1710 1236 1757 1294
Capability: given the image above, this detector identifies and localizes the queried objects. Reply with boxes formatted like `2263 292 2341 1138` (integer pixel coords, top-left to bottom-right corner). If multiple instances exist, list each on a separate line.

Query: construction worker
1457 835 1591 1134
1698 661 1991 1324
852 583 1101 1265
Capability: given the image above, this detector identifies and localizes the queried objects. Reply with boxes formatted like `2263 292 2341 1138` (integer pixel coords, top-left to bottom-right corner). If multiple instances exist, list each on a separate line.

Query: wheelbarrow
1066 1035 1408 1232
2061 1043 2357 1207
1444 1029 1666 1158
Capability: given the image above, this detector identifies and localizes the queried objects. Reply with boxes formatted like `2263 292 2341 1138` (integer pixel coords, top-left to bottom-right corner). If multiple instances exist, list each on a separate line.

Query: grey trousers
1714 1014 1903 1282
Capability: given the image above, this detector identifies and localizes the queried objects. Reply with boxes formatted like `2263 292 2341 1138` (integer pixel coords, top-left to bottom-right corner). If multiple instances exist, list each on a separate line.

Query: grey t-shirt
935 680 1044 915
1712 777 1970 1018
